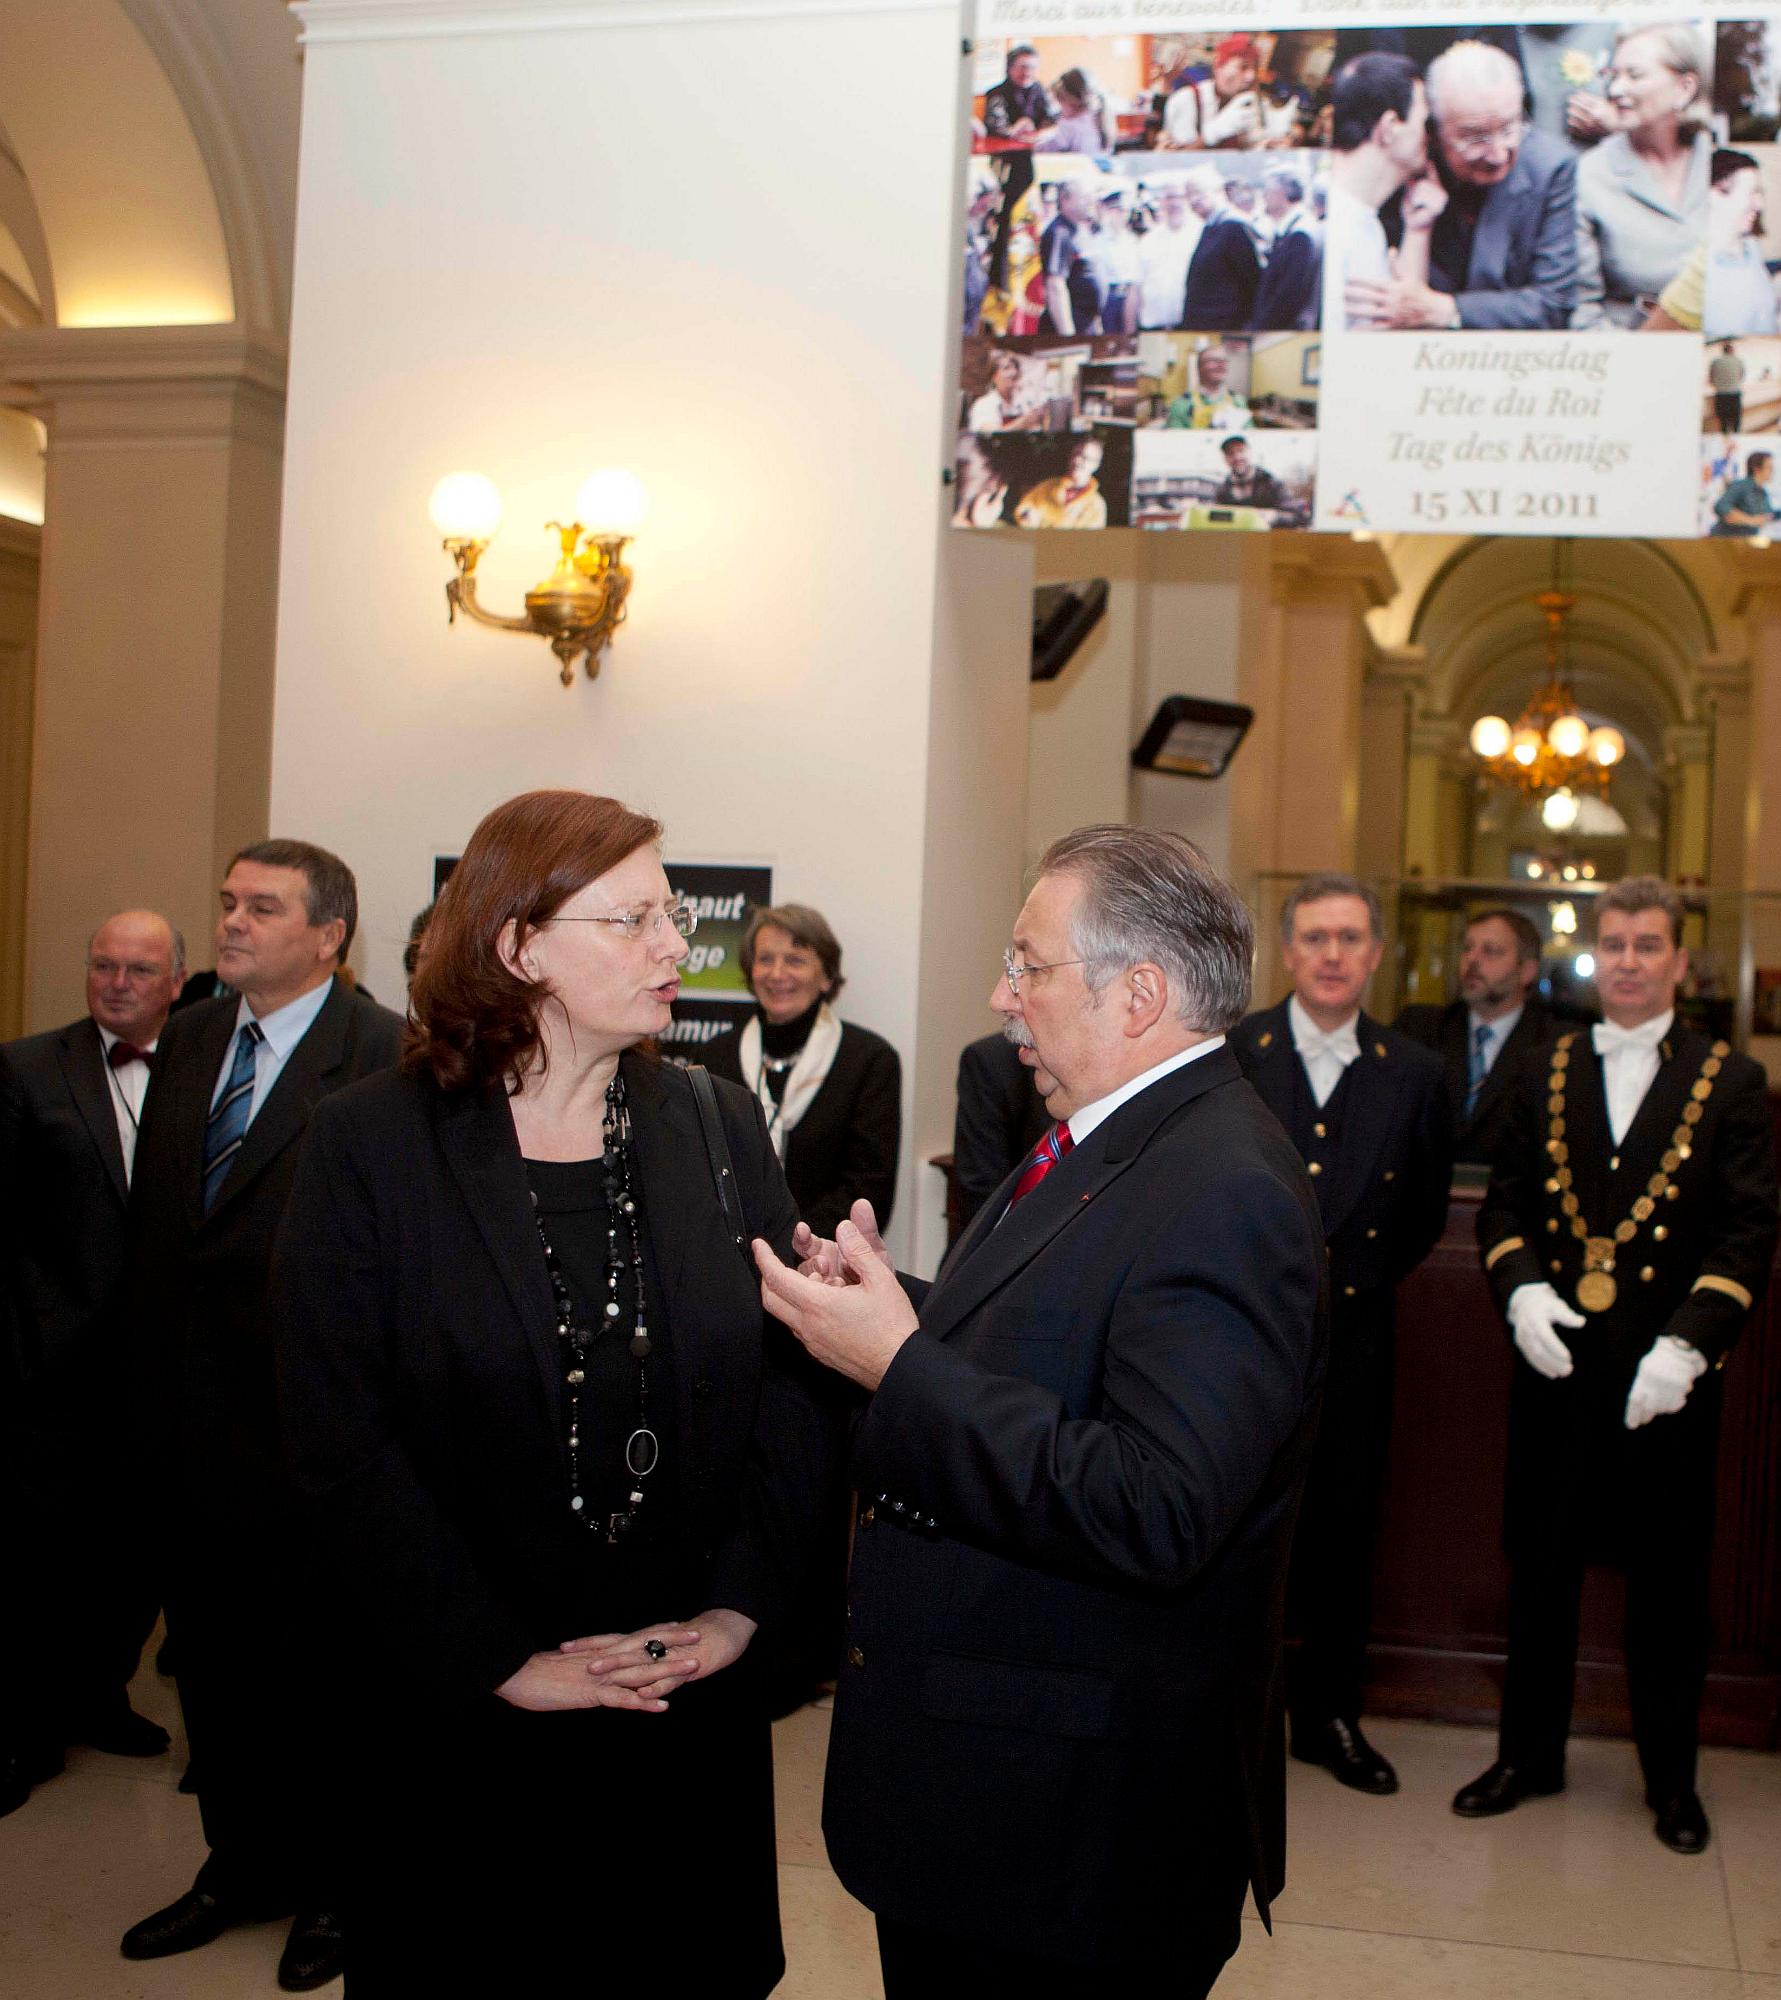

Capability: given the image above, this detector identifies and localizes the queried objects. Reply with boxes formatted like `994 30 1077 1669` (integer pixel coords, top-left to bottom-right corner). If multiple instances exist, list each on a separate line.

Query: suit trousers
1285 1294 1395 1730
168 1520 332 1906
1498 1393 1719 1801
875 1907 1242 2000
9 1376 158 1745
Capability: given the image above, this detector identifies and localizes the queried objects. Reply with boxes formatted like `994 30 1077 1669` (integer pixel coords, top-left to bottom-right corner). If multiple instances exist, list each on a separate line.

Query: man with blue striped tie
124 840 403 1990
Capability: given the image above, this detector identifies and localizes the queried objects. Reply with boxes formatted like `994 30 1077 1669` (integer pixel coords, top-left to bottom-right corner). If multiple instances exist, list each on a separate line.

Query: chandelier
1468 584 1624 831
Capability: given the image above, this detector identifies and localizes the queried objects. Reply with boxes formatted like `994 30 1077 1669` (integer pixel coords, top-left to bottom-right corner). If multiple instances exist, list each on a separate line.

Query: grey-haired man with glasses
752 825 1325 1998
1361 37 1579 330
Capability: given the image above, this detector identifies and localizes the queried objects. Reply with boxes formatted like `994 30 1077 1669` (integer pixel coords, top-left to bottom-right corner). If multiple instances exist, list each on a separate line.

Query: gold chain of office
1543 1032 1728 1314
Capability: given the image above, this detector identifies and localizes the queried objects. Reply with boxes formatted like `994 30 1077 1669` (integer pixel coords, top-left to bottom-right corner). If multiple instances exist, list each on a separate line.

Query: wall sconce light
429 468 647 685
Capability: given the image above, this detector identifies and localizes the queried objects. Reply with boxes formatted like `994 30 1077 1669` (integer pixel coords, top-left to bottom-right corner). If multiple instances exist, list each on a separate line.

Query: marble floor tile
776 1860 882 2000
772 1700 831 1869
1274 1717 1741 1969
1702 1744 1781 1976
1222 1920 1777 1999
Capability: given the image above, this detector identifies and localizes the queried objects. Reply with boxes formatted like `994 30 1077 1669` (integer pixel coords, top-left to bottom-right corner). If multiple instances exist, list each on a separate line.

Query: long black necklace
531 1071 658 1543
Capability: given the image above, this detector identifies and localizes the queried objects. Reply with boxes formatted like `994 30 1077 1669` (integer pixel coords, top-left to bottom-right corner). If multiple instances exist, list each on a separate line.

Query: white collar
1593 1008 1673 1054
1289 995 1361 1051
1067 1036 1225 1147
96 1024 160 1057
237 975 335 1061
1468 1003 1524 1044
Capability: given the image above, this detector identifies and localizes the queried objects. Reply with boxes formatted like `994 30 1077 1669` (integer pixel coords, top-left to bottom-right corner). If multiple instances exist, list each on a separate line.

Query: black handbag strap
686 1064 752 1270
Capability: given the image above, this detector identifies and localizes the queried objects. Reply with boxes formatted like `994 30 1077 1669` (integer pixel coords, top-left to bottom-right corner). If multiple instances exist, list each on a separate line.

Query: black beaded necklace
530 1071 658 1544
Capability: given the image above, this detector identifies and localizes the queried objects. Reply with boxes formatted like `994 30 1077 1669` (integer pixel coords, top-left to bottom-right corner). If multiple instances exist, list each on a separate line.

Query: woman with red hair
272 789 839 1994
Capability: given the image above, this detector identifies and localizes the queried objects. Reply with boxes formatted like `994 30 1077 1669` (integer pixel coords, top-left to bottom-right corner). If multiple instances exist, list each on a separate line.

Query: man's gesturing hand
791 1199 893 1287
755 1220 918 1391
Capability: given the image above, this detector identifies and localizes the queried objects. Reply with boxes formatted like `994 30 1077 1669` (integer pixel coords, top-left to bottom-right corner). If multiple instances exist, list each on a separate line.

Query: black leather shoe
278 1909 346 1991
1452 1760 1565 1818
79 1704 171 1758
0 1751 31 1820
1291 1717 1399 1795
121 1890 233 1960
1653 1792 1710 1854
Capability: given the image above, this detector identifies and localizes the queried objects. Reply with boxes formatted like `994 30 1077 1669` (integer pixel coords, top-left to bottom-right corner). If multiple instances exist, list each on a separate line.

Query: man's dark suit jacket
1383 129 1578 330
822 1046 1326 1966
1395 996 1557 1171
1252 223 1321 331
130 980 404 1545
1 1017 135 1386
1182 216 1260 329
950 1030 1049 1237
1231 1001 1452 1299
702 1018 901 1239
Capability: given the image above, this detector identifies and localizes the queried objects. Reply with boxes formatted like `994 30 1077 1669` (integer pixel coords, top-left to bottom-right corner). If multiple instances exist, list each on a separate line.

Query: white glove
1624 1335 1708 1430
1204 90 1258 144
1507 1282 1584 1380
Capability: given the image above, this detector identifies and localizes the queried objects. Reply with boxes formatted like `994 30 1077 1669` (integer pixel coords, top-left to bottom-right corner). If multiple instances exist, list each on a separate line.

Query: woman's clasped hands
497 1609 758 1713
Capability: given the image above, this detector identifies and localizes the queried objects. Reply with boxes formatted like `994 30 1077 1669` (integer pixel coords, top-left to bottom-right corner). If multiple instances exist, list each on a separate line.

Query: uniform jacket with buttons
268 1056 844 1719
1230 1000 1453 1304
822 1046 1326 1966
1478 1024 1778 1372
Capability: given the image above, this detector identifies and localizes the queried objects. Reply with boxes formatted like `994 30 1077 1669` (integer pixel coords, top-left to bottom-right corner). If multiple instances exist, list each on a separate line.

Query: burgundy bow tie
107 1041 154 1072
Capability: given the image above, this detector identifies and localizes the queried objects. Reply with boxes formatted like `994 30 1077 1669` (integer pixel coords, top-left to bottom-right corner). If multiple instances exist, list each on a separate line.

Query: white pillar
1 324 285 1027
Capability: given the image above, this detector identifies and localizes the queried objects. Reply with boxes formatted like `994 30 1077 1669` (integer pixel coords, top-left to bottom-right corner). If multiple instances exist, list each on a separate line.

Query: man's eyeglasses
1002 947 1084 995
1443 116 1525 159
551 902 699 942
87 959 170 982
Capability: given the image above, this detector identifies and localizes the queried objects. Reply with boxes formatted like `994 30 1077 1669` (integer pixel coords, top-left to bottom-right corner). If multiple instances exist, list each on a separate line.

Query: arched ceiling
0 0 234 327
1390 536 1717 737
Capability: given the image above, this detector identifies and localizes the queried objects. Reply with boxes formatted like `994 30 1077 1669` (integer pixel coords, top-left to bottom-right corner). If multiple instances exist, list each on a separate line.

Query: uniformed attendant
1458 876 1778 1855
1232 873 1452 1796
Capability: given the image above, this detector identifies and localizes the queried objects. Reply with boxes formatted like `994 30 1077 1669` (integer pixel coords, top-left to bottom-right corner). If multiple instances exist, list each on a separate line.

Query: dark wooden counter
1367 1189 1781 1749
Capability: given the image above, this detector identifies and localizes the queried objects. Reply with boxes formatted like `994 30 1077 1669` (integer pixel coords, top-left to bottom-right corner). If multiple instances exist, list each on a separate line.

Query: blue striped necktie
203 1021 264 1212
1466 1020 1492 1118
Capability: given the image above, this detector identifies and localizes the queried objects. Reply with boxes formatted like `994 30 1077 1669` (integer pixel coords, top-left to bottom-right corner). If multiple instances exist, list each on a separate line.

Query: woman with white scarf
704 903 901 1241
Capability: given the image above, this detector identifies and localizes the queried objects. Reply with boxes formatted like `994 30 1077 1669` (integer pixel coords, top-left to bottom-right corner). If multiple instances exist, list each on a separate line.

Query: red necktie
108 1041 154 1072
1009 1120 1074 1207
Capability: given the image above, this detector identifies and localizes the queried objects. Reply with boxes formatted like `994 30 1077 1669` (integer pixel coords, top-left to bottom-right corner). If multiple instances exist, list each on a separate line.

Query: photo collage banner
955 1 1781 540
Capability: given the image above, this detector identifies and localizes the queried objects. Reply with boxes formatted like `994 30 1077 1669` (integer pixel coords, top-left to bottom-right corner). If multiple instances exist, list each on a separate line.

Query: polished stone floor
2 1657 1777 1997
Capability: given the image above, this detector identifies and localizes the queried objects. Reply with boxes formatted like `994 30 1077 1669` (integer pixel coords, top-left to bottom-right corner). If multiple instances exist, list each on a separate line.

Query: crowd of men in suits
3 837 1775 1995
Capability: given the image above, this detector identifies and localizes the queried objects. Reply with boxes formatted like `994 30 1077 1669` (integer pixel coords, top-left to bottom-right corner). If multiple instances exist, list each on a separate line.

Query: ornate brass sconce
429 469 645 686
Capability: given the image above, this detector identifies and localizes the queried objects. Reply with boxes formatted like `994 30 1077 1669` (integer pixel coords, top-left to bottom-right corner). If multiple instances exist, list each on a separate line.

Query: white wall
273 0 984 1264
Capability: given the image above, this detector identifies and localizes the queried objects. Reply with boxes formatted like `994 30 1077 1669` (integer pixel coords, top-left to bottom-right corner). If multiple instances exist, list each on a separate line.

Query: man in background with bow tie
122 841 402 1988
0 911 186 1817
1231 874 1452 1798
754 824 1326 1998
1460 876 1777 1854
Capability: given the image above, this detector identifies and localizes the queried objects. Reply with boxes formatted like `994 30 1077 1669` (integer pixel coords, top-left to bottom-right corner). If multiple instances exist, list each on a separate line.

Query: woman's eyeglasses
551 902 699 942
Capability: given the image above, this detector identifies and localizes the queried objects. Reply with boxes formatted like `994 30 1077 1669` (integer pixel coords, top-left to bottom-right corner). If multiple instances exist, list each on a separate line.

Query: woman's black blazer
269 1052 841 1718
703 1019 902 1238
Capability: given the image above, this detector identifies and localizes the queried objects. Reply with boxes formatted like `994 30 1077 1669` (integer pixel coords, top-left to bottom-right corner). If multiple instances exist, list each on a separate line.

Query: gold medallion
1576 1270 1617 1313
1583 1236 1615 1268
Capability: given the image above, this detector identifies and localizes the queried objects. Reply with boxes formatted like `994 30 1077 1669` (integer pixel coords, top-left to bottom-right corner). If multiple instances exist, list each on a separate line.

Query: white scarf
738 1003 843 1159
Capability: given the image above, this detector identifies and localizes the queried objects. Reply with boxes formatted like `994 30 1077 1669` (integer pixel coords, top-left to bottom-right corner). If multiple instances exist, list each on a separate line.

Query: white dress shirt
96 1024 155 1185
209 976 335 1127
1289 995 1361 1108
1138 216 1202 327
1322 182 1390 330
1592 1009 1673 1146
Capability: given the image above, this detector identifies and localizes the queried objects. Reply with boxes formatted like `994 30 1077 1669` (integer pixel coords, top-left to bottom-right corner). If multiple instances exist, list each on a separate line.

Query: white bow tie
1297 1024 1360 1063
1592 1018 1667 1058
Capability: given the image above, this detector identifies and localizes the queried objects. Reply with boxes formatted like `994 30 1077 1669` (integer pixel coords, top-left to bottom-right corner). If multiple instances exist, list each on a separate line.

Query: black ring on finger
644 1639 668 1661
